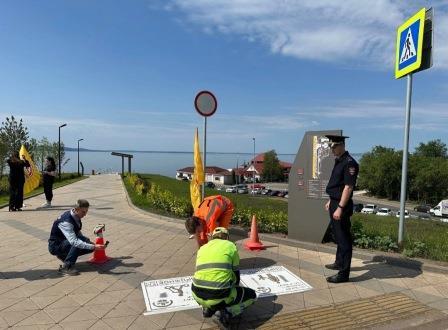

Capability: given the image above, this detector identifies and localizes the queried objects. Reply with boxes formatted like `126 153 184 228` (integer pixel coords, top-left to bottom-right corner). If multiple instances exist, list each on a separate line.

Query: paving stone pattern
1 174 448 329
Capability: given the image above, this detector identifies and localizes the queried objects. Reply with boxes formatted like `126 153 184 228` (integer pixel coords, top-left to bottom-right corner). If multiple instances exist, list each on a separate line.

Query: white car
396 210 410 219
376 208 392 216
361 204 377 214
225 186 237 193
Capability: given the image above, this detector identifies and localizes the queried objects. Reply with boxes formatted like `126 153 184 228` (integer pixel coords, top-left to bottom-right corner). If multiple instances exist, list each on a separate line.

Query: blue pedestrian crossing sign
395 8 426 79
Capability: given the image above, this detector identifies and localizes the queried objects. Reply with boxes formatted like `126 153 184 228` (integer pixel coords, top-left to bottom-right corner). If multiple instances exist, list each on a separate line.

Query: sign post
194 91 218 200
395 8 433 244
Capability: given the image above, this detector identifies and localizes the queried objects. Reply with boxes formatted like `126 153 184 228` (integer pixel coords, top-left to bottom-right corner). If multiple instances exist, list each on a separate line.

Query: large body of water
64 151 297 178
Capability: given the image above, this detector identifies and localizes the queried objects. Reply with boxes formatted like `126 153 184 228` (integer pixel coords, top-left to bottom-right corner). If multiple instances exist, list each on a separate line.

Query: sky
0 0 447 154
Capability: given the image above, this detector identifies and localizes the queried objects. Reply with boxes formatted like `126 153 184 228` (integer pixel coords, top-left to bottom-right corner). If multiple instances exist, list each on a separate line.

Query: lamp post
252 137 256 195
77 138 84 176
58 123 67 181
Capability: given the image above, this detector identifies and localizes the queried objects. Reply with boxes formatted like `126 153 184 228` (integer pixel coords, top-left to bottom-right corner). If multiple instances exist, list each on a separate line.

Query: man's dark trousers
329 199 353 278
48 237 92 267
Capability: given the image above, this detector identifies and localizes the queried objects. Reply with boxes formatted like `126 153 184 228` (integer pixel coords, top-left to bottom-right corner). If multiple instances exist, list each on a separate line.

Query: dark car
205 182 215 188
353 203 364 213
413 204 432 213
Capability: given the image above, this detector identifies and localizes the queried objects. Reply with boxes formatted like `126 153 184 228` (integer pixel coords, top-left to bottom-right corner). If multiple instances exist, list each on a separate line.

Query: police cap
325 135 349 147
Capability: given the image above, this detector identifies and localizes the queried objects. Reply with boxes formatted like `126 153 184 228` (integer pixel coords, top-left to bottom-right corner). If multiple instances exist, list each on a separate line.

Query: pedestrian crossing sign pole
396 7 433 245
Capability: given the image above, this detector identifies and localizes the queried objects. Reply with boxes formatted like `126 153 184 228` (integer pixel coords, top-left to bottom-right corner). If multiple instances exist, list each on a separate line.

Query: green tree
414 139 447 158
358 146 402 199
261 150 284 182
0 116 29 155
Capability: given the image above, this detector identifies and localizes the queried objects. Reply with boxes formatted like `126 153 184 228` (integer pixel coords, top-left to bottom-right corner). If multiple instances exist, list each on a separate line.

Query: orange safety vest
194 195 234 244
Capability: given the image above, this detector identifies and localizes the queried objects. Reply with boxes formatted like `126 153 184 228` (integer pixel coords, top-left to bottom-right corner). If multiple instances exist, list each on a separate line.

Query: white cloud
158 0 447 69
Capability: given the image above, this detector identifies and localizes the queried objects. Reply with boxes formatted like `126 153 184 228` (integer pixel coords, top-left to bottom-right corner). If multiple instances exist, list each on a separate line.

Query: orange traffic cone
89 237 110 264
244 215 265 251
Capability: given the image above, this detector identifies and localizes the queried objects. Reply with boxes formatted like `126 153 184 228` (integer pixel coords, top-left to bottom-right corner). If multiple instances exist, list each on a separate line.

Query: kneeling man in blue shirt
48 199 105 275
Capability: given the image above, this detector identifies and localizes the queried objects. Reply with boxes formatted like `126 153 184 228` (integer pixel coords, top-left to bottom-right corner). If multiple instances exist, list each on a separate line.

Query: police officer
191 227 257 328
324 135 359 283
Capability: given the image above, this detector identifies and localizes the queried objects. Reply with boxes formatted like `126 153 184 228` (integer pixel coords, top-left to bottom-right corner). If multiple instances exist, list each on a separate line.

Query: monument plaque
288 130 342 243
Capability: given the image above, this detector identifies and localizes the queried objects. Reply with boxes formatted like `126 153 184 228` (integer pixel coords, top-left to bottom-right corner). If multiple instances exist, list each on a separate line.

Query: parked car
237 187 249 194
429 200 448 217
261 189 272 195
353 203 364 213
268 190 280 196
413 204 432 213
225 186 237 193
277 191 288 198
250 188 263 194
376 208 392 216
396 210 410 219
205 182 215 188
361 204 377 214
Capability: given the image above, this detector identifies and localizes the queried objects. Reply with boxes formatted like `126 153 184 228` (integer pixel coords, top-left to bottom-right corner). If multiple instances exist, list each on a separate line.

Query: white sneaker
189 234 195 239
41 201 51 208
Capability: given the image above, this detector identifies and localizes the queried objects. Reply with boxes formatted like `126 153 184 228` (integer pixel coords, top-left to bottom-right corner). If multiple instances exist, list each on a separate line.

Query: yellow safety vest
192 239 239 291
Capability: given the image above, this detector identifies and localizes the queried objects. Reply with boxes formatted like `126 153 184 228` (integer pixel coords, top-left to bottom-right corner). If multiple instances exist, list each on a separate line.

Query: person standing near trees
41 156 56 207
6 151 30 211
324 135 359 283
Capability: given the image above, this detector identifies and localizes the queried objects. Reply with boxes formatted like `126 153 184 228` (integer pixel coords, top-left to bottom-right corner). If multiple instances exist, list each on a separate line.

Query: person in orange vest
185 195 234 247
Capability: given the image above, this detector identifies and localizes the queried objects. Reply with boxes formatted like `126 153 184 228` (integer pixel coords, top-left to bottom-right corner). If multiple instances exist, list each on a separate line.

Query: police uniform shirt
325 151 359 200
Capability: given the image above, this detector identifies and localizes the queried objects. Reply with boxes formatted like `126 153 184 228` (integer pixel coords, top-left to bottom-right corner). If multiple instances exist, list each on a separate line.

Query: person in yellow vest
185 195 234 248
191 227 256 328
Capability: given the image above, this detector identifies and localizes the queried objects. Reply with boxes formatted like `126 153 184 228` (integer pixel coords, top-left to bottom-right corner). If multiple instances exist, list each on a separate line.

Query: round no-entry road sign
194 91 217 117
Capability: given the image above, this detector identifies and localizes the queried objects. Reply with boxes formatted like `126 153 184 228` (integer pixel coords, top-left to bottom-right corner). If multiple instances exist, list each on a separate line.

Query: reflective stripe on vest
196 262 235 271
205 199 223 224
192 278 233 289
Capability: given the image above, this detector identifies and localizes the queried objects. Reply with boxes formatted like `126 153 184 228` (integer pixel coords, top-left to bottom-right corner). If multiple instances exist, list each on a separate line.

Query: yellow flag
190 128 204 210
19 145 41 194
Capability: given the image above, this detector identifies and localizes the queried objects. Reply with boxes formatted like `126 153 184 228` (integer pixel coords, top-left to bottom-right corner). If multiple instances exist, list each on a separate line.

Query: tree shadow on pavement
349 255 422 282
0 256 143 281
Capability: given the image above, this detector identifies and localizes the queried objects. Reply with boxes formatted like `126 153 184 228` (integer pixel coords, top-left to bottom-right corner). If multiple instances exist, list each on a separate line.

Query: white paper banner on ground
239 265 313 297
141 266 312 315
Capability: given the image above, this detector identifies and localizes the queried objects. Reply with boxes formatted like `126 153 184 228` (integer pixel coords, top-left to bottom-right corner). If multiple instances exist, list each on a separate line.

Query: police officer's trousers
329 200 353 278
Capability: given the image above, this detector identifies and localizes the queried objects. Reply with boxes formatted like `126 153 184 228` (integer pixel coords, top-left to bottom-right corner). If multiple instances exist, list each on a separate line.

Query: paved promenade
1 174 448 329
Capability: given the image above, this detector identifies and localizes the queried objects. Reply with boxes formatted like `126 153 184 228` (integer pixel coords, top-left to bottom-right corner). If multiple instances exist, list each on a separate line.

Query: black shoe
325 263 342 270
58 264 79 276
9 208 16 212
326 273 349 283
217 309 231 328
202 307 215 318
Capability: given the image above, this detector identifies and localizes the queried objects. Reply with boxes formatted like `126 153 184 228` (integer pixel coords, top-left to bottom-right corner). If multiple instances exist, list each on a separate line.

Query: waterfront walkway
1 174 448 329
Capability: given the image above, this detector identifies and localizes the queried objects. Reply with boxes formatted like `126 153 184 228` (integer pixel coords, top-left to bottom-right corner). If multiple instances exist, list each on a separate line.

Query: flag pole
202 117 207 200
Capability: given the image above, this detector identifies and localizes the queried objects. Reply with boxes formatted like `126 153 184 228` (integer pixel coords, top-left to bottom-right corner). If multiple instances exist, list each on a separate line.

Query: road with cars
217 183 447 222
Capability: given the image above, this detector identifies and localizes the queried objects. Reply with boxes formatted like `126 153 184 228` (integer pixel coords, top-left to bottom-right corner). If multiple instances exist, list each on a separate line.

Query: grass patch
125 173 448 262
136 174 288 213
352 213 448 261
0 173 87 207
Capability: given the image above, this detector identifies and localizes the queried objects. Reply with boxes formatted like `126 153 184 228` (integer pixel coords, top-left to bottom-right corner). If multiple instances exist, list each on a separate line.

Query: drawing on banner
400 28 417 63
165 284 189 296
141 276 200 315
141 265 312 315
240 266 312 298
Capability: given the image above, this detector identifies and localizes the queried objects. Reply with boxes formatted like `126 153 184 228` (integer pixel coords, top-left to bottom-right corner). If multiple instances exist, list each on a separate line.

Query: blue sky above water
0 0 447 155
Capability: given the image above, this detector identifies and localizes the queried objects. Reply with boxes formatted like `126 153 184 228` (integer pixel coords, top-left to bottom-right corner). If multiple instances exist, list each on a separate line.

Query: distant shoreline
65 148 363 157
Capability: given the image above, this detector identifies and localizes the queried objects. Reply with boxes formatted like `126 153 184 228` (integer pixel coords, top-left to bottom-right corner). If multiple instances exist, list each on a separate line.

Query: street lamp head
59 123 67 128
78 138 84 142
